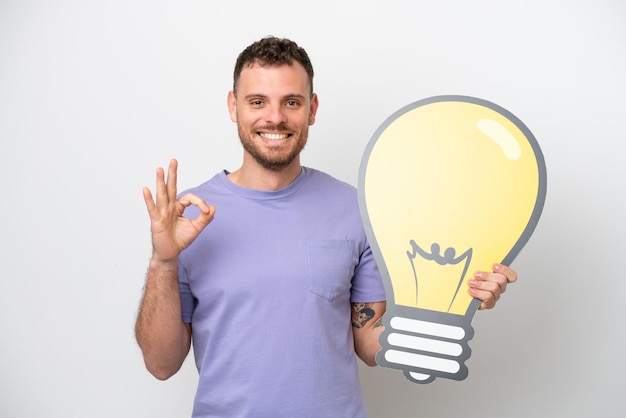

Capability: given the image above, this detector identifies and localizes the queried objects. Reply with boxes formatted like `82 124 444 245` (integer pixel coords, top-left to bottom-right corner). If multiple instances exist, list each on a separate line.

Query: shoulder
303 167 356 194
178 171 225 198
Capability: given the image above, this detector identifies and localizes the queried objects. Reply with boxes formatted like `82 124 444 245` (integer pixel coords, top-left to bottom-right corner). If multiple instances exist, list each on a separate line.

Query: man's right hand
142 159 215 263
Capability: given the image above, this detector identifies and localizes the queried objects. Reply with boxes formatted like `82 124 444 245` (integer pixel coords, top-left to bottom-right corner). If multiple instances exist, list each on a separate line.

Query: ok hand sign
143 159 215 263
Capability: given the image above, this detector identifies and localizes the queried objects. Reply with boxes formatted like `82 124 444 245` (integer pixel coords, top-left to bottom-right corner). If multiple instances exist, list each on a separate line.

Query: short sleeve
350 242 386 303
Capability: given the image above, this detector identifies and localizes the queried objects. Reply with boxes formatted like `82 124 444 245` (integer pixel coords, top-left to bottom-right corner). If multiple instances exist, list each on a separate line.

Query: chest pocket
306 239 354 301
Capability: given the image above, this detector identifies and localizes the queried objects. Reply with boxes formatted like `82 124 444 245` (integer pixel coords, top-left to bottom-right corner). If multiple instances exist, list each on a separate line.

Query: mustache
256 123 289 131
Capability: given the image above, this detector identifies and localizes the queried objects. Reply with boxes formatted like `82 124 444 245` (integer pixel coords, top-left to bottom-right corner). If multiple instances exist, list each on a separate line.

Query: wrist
149 253 179 271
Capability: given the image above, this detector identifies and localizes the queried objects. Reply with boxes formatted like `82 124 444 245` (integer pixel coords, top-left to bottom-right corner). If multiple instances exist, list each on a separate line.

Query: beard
237 123 308 172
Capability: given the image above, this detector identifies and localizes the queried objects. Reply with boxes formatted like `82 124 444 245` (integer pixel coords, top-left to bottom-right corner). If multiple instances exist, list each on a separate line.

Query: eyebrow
242 93 307 101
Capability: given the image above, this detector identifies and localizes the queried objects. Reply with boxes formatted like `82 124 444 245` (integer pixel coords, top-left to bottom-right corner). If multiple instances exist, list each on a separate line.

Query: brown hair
233 36 314 96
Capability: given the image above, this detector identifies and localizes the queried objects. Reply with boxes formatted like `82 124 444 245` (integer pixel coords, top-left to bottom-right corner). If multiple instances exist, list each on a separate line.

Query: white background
1 1 625 417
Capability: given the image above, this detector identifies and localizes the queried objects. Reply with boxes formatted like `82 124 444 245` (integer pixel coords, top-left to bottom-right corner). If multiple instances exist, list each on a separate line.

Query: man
135 36 517 417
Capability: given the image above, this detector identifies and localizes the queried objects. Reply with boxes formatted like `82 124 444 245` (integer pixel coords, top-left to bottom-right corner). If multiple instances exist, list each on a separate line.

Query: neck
227 155 302 191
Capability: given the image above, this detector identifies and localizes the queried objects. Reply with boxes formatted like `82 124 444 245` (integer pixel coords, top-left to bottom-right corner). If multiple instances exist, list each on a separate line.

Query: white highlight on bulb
476 118 522 160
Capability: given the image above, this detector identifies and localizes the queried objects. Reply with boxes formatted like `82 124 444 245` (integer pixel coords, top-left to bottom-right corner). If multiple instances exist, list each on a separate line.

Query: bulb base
376 305 475 383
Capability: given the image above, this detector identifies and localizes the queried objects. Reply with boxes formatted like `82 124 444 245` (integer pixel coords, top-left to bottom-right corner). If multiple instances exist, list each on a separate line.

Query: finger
469 277 503 298
178 193 216 230
166 159 178 204
142 187 156 214
494 263 518 284
178 192 213 214
469 286 499 310
480 300 493 310
469 274 503 309
155 166 168 210
489 272 508 294
193 205 216 229
473 269 509 293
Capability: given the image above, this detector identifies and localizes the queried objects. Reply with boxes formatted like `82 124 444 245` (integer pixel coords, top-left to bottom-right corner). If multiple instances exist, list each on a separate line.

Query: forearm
135 257 191 380
354 324 384 367
352 301 386 367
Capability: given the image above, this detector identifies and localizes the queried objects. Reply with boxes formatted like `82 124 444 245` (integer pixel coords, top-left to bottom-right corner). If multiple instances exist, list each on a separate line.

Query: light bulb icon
358 96 546 383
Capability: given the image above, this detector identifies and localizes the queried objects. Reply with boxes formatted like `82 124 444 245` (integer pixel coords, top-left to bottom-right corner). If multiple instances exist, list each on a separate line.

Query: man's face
228 62 318 172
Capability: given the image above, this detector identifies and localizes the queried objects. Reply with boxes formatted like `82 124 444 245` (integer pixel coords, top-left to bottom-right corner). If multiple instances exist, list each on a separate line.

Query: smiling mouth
258 132 291 140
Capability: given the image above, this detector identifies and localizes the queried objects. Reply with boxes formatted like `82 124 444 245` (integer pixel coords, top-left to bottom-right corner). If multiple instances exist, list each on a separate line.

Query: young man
135 36 517 417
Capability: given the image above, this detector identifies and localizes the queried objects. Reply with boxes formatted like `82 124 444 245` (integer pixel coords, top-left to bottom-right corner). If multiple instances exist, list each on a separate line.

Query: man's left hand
468 263 518 310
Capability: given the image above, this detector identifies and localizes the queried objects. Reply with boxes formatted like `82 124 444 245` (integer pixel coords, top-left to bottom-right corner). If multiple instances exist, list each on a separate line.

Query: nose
265 103 287 126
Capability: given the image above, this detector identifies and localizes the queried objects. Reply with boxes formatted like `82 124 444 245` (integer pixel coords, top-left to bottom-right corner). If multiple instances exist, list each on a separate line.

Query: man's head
228 37 319 173
233 36 315 98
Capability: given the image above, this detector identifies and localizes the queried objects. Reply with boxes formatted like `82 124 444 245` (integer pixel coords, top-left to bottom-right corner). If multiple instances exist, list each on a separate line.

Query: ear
227 91 237 122
308 93 319 126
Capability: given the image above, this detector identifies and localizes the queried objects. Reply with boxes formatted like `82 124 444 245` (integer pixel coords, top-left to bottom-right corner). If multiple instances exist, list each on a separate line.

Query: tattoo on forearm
352 302 377 329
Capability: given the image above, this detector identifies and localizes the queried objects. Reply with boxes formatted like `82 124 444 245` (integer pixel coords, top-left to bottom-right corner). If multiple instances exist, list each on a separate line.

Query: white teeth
260 133 288 140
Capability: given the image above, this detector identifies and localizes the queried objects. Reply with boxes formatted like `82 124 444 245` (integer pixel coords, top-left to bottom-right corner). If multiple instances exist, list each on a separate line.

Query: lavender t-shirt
178 167 385 418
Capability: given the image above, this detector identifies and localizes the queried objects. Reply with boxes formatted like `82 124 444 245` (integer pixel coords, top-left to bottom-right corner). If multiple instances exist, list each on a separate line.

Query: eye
285 99 300 107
